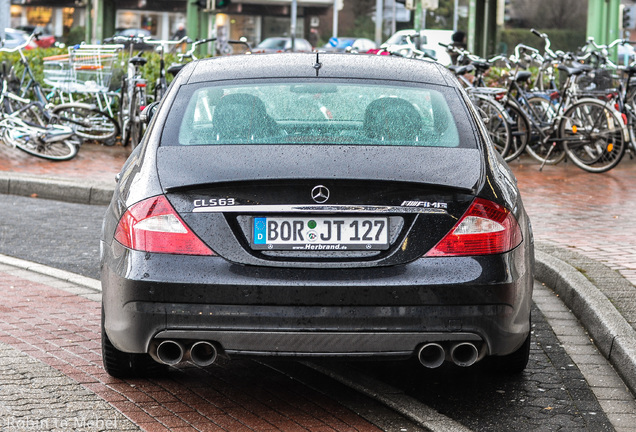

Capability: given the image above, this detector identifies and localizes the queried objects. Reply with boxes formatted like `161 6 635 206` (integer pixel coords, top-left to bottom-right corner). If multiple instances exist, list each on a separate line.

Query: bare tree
512 0 588 30
351 0 377 18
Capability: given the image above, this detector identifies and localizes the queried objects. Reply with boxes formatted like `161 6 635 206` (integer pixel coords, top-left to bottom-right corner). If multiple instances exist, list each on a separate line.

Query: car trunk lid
157 145 482 267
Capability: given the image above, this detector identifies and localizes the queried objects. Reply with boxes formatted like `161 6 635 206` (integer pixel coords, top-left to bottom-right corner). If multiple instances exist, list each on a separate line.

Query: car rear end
101 54 533 371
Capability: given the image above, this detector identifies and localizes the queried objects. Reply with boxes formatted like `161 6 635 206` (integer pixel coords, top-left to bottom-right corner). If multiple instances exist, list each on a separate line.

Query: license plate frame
251 216 390 251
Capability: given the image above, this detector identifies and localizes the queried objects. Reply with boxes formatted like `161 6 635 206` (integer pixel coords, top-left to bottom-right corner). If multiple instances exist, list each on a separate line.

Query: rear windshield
162 80 474 148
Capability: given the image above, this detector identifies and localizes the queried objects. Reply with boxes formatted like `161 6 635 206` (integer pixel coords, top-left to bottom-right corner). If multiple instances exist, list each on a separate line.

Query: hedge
0 48 198 102
498 28 587 56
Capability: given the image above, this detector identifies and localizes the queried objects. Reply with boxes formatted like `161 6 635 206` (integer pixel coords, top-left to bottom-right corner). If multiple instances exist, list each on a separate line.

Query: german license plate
251 216 389 251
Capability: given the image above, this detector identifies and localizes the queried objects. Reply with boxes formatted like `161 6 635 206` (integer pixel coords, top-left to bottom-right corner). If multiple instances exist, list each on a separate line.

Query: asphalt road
0 193 615 431
0 194 104 279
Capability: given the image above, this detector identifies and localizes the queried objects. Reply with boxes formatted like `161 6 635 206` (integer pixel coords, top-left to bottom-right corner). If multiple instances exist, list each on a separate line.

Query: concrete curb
0 254 101 292
303 361 472 432
0 172 113 206
534 249 636 396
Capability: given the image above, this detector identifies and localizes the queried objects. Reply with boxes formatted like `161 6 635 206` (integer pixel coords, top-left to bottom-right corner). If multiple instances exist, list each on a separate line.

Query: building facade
9 0 334 47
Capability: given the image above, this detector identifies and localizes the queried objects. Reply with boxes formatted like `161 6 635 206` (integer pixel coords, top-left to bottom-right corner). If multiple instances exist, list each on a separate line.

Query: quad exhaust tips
417 342 483 368
154 340 219 367
153 339 483 369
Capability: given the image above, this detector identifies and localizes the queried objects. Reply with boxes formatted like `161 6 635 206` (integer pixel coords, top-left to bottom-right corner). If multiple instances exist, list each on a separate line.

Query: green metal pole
85 0 93 43
200 11 210 56
95 0 104 43
608 0 621 61
601 2 608 44
414 0 422 31
102 0 116 43
467 0 476 53
186 1 201 42
482 0 489 56
186 1 212 56
586 0 621 61
587 0 603 41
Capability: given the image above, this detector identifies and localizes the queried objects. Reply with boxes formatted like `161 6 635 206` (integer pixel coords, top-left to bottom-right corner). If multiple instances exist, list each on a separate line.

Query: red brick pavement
0 141 131 184
509 157 636 286
0 271 381 432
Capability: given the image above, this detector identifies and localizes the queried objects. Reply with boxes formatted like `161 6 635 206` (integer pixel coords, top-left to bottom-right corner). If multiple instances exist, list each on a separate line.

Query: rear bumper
101 242 533 359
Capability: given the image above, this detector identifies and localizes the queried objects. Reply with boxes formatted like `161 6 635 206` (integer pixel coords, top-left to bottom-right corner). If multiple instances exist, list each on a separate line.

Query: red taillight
425 198 522 257
114 195 214 255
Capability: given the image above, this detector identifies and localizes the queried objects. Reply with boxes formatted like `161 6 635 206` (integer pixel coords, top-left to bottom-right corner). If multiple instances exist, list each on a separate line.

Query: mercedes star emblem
311 185 330 203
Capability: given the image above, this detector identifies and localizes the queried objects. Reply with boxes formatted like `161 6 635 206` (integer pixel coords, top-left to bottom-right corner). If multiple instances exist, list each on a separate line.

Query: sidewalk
510 157 636 396
1 142 636 412
0 141 126 205
0 255 402 432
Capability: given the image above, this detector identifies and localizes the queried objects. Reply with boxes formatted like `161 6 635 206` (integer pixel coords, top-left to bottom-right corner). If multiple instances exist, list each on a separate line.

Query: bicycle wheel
524 95 566 165
560 98 627 173
473 95 511 157
504 101 531 162
52 104 120 141
6 101 49 127
128 87 140 149
3 125 80 161
623 88 636 156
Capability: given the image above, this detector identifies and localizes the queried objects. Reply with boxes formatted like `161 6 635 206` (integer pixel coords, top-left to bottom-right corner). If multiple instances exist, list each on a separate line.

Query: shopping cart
43 43 124 117
42 53 72 92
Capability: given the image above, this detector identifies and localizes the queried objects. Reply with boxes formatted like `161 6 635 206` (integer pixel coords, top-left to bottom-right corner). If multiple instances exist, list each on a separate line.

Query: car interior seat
212 93 281 140
363 97 424 142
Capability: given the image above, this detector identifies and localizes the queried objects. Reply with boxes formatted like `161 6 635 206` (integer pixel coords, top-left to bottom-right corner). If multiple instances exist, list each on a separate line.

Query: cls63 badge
193 198 236 208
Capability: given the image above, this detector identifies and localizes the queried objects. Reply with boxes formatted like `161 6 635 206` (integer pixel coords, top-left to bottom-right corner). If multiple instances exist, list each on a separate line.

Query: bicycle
529 62 627 172
443 43 519 159
0 69 80 161
142 36 189 102
1 35 120 143
520 31 629 171
111 35 149 149
445 36 628 172
169 36 253 75
581 36 636 159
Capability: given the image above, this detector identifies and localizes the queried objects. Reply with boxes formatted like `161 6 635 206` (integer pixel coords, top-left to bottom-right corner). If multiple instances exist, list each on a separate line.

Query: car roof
3 28 27 41
116 28 151 36
5 28 26 34
184 53 452 86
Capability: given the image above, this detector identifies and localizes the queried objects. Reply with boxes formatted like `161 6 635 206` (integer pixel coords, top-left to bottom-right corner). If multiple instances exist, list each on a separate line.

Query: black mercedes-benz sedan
100 52 534 378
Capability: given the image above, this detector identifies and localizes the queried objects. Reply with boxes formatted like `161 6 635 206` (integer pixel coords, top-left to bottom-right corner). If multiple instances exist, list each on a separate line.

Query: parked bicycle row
437 30 635 173
373 28 636 173
0 32 251 160
3 28 635 171
0 33 121 161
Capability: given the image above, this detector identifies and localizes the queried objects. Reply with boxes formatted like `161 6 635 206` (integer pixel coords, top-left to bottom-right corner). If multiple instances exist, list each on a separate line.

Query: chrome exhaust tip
156 340 185 365
190 341 219 367
450 342 479 367
417 343 446 369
